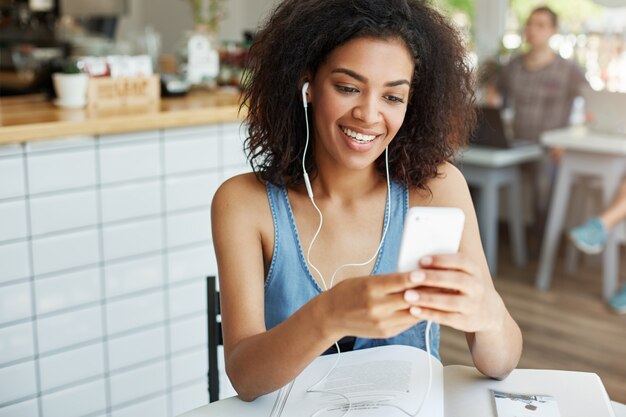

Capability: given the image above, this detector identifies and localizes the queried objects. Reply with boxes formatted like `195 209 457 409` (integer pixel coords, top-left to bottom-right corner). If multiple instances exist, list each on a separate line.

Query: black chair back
207 275 223 403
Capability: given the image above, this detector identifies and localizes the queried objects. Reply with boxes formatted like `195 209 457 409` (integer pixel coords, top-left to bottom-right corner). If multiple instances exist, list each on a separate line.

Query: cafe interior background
0 0 625 416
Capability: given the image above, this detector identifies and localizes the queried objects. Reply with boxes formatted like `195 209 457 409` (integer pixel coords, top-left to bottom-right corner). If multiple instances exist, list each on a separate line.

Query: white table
535 126 626 299
177 394 626 417
456 145 543 275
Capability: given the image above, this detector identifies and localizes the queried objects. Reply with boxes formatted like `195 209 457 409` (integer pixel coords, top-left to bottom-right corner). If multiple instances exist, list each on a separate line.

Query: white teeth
341 127 376 143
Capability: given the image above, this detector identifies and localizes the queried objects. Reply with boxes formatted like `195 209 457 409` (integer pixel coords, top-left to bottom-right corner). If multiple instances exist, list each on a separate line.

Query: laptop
470 106 533 149
582 88 626 136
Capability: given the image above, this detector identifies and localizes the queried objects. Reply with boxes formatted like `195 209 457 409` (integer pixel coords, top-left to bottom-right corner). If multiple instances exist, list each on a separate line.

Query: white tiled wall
0 241 30 284
0 122 248 417
0 199 28 241
109 362 167 407
0 154 25 199
29 190 98 236
0 321 34 363
31 229 100 276
107 326 166 372
35 268 101 315
36 305 103 354
0 281 32 324
38 344 105 392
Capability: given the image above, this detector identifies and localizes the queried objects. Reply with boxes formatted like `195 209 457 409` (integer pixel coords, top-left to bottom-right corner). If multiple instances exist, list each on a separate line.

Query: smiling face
308 36 414 172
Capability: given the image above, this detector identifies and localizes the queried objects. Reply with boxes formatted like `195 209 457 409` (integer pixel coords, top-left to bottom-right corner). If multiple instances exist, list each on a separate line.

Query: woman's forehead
319 37 414 81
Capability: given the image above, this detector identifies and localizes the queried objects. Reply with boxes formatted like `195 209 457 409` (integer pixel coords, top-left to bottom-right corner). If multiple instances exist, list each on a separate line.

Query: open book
269 345 615 417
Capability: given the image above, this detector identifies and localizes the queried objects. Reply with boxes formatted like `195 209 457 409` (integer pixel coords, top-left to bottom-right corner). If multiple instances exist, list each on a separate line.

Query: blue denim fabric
263 181 440 360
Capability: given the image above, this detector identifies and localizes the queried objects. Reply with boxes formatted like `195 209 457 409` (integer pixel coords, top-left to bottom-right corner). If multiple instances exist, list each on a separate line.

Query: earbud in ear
301 82 310 108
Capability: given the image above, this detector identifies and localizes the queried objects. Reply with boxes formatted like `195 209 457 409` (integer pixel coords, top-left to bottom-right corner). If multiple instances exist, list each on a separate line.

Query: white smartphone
396 207 466 272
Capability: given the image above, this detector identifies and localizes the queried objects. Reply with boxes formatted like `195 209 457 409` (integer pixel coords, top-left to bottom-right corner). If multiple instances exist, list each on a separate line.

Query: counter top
0 89 244 145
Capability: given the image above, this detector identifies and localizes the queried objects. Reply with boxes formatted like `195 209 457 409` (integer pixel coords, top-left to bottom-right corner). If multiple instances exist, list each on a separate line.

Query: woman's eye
335 85 359 94
385 95 405 104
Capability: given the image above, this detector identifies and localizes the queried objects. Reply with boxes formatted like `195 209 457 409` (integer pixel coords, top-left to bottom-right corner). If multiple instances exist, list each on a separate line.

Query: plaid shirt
497 54 588 142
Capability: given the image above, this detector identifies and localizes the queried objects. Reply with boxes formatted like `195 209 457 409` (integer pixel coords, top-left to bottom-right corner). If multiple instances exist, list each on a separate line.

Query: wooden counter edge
0 105 244 145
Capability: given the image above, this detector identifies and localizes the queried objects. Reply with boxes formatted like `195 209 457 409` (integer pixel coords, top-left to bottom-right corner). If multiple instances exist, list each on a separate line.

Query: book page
492 390 561 417
272 345 444 417
443 365 616 417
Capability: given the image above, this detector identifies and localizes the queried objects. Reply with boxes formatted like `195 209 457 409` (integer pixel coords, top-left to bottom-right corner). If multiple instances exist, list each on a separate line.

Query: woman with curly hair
211 0 522 401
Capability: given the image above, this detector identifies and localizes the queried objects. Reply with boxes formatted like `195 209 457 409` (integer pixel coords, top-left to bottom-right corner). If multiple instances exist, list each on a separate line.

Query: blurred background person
487 6 589 246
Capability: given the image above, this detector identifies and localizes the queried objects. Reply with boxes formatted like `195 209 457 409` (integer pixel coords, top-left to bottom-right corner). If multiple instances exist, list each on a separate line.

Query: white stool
536 153 625 299
456 145 543 276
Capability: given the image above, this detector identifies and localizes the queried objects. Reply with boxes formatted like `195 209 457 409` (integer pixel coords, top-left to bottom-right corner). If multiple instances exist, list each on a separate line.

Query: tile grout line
95 135 113 417
22 142 44 417
160 128 175 417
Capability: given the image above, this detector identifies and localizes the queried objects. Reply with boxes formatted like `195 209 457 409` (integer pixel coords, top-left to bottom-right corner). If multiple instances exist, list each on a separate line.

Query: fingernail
404 290 419 302
420 256 432 266
410 306 422 316
410 271 425 283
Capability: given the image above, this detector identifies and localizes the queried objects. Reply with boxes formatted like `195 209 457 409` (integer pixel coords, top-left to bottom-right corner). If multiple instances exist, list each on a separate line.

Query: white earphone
299 81 433 417
301 82 314 199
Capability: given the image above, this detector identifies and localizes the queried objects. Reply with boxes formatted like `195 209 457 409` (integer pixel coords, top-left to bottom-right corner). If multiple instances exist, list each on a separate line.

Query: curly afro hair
242 0 475 190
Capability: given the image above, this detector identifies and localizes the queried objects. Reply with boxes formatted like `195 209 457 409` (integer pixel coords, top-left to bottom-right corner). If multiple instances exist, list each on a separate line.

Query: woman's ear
299 76 312 104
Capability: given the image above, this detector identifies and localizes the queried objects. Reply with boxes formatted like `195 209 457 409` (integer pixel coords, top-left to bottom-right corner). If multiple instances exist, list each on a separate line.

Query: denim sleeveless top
264 181 440 359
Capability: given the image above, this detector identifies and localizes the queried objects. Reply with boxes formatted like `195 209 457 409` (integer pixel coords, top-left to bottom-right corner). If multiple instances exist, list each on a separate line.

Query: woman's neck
309 157 385 203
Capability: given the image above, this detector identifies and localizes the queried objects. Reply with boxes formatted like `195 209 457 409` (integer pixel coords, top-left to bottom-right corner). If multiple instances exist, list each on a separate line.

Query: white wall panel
165 172 220 212
40 379 106 417
171 383 207 417
167 244 216 283
35 268 101 315
170 315 206 353
107 326 166 371
29 190 97 236
99 138 160 184
0 398 38 417
39 344 104 391
111 395 167 417
0 241 31 283
106 291 165 335
101 180 161 223
0 123 244 415
169 280 205 319
163 127 220 174
0 361 37 404
102 218 162 261
0 281 32 325
37 305 102 353
166 210 211 248
28 149 96 194
31 229 99 276
0 200 27 242
0 156 25 200
0 321 34 363
171 348 207 387
109 362 167 407
105 255 163 298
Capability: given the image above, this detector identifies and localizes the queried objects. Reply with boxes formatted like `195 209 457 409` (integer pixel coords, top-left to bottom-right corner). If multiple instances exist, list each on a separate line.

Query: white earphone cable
300 83 431 416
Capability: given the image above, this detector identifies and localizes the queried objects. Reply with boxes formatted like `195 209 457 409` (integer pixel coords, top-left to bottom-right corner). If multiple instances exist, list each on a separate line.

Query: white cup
52 73 89 109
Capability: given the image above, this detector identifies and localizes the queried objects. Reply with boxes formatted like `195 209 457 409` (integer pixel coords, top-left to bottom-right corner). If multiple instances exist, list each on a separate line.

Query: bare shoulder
409 161 470 208
211 172 271 233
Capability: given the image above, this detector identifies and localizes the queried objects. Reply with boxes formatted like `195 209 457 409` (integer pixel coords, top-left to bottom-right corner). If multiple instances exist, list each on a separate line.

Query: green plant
184 0 228 34
60 58 81 74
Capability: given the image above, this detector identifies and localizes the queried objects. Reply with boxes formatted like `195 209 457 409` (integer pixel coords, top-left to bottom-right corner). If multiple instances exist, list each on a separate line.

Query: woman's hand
318 272 426 340
402 253 506 334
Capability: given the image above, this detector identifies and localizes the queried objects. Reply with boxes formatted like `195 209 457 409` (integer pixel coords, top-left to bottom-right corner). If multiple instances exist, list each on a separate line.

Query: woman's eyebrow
331 67 410 87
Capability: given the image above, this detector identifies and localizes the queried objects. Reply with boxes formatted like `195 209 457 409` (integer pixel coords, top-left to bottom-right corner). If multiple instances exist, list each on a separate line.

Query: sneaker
608 286 626 314
568 217 607 255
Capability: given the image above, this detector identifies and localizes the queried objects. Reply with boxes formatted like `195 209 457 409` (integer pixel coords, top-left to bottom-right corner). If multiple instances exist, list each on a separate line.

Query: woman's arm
407 162 522 379
212 175 424 400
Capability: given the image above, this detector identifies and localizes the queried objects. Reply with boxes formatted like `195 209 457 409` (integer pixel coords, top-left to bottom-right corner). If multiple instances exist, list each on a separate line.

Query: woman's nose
352 94 382 125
